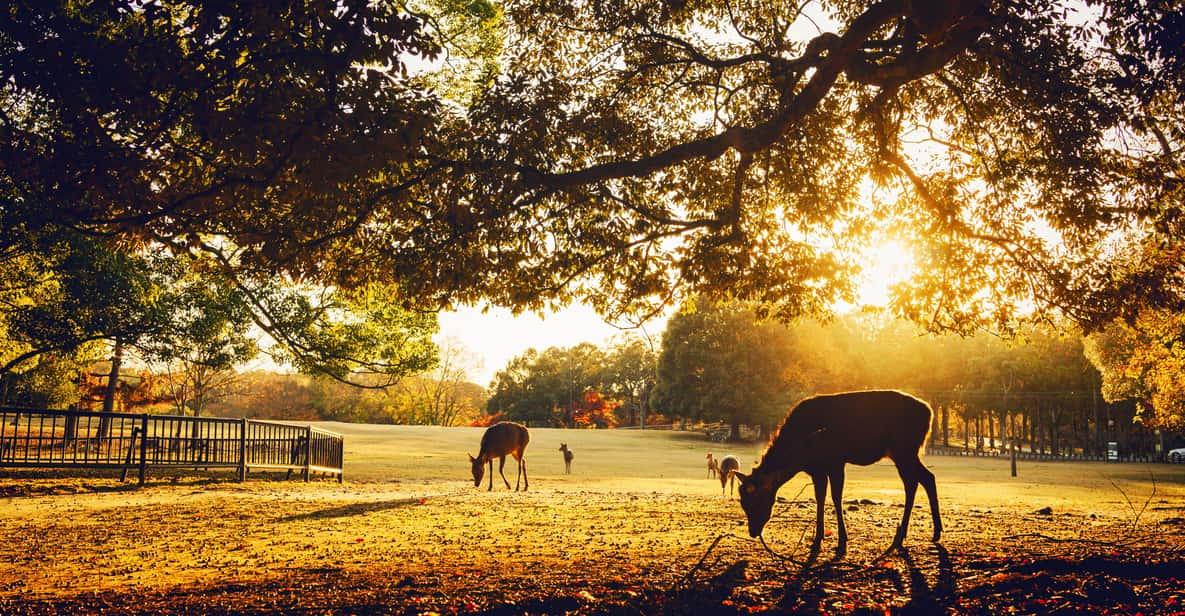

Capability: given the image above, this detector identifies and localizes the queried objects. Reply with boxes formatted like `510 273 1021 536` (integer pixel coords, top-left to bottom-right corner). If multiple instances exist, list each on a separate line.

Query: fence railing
924 445 1170 463
0 407 343 484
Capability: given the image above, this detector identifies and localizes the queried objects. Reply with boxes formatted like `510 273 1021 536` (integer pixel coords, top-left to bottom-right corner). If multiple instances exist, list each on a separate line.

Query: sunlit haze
441 241 918 387
437 305 652 386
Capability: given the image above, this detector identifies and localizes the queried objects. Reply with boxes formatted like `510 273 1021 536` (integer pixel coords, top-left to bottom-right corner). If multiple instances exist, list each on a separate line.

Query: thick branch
522 0 909 188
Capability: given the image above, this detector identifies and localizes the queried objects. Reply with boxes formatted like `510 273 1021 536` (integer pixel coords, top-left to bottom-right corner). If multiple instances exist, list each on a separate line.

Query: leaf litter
0 476 1182 614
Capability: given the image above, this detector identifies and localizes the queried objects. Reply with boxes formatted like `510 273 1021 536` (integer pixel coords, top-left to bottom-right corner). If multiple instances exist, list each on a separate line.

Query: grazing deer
469 422 530 491
559 442 574 474
734 390 942 554
718 455 740 496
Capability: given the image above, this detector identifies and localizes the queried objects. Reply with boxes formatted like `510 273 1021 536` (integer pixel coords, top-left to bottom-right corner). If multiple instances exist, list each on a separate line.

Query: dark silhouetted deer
718 454 740 496
706 452 720 479
469 422 530 491
734 390 942 554
559 442 574 474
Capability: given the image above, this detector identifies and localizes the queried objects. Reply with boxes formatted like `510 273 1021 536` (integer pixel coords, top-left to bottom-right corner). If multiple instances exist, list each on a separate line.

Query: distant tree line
485 335 657 428
207 371 487 426
486 300 1179 458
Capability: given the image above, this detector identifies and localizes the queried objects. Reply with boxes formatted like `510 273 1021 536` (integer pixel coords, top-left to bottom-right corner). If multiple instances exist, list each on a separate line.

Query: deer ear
468 454 475 462
733 472 750 484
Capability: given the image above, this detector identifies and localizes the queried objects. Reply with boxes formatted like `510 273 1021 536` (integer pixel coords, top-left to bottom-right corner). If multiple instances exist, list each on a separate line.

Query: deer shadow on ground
664 558 752 615
895 544 956 614
774 544 956 614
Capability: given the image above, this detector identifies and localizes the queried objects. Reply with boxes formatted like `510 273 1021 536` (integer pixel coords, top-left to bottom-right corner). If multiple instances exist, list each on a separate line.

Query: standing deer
718 454 740 496
734 390 942 554
559 442 574 474
706 452 720 479
469 422 530 491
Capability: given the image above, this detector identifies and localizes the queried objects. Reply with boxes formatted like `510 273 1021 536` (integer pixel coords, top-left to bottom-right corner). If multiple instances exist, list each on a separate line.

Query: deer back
760 390 932 472
478 422 530 461
719 455 739 477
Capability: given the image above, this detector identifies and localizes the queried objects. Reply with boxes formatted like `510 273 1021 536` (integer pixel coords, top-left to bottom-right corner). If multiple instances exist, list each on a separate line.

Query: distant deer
559 442 574 474
718 454 740 496
734 390 942 555
469 422 530 491
706 452 720 479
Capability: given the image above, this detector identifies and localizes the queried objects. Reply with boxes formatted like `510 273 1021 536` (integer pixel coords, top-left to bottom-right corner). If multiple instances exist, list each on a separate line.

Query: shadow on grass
666 559 752 615
768 543 956 614
0 469 216 497
278 497 425 521
897 544 956 614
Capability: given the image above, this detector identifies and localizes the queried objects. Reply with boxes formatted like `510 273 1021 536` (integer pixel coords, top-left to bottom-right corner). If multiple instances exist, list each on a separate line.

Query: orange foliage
469 411 505 427
572 389 620 429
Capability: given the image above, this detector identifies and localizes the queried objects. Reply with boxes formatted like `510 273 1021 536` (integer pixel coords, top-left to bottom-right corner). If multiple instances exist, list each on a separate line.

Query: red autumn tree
571 388 620 429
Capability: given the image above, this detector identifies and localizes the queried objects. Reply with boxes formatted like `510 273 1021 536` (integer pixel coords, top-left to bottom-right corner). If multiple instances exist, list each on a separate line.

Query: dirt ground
1 472 1183 615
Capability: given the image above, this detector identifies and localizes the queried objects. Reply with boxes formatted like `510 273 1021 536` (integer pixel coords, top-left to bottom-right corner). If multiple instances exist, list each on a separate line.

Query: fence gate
0 407 343 485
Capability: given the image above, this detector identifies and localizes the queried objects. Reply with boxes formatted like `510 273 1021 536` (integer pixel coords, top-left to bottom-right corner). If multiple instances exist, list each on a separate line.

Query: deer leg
487 460 494 491
893 462 921 549
514 451 528 491
918 463 942 542
829 466 848 555
810 472 827 551
498 456 511 489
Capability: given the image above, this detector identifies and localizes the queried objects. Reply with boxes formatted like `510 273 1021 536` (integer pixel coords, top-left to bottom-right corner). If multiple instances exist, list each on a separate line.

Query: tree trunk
729 415 741 443
102 339 123 414
941 405 949 447
98 338 123 440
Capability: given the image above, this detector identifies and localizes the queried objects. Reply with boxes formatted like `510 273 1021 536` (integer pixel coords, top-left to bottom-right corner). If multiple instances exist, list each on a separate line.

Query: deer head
468 453 484 487
734 470 779 538
735 427 829 537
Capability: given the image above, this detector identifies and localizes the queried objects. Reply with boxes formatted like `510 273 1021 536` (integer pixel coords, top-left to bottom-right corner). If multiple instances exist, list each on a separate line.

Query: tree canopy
2 0 1180 334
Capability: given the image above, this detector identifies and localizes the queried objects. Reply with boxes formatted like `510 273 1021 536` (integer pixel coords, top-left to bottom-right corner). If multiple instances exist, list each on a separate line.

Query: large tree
427 0 1184 330
486 343 608 426
1085 308 1185 430
602 334 658 426
3 1 1182 336
651 300 800 437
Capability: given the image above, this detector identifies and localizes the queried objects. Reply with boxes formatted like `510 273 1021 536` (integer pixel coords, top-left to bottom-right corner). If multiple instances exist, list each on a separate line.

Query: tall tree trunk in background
640 385 649 429
941 405 949 447
102 338 123 414
98 338 123 440
729 413 741 443
1050 408 1059 456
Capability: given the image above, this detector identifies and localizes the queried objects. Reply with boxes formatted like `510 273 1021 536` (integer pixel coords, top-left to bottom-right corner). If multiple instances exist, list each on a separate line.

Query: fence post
302 425 312 482
238 418 248 482
120 426 139 482
138 414 149 485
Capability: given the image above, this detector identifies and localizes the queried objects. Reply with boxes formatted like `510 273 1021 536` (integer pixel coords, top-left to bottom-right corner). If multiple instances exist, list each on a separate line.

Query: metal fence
0 407 343 484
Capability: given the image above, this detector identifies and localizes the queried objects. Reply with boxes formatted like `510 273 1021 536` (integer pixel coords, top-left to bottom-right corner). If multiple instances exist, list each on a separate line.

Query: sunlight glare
855 239 917 308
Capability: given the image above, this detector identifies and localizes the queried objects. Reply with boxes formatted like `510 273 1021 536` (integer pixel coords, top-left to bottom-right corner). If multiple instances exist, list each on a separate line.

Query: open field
1 423 1184 615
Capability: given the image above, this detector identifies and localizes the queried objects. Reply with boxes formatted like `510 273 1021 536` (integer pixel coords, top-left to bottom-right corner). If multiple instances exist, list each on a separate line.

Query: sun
854 239 917 308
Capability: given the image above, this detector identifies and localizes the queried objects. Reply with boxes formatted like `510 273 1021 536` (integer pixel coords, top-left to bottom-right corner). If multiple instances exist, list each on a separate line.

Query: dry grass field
1 423 1184 615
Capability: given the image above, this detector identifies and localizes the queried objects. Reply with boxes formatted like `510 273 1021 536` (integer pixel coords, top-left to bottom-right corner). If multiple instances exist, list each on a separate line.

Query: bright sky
437 305 657 387
439 240 917 387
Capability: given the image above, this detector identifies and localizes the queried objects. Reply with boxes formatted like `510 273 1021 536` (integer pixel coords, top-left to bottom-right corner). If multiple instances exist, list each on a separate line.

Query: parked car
1169 447 1185 463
